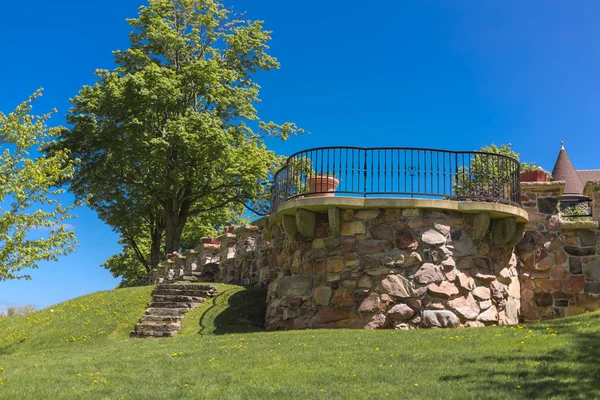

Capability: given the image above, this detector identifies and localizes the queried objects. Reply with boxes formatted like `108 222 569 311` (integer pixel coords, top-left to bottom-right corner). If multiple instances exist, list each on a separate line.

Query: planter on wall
201 237 221 245
520 170 551 182
306 175 340 197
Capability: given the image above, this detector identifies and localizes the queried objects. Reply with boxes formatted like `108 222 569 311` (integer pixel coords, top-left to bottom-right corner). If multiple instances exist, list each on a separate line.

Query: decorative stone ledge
520 181 566 195
271 197 529 225
583 180 600 198
560 220 599 231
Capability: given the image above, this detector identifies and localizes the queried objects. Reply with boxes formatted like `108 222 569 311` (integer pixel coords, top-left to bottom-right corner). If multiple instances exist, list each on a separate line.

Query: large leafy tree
0 90 78 280
56 0 300 261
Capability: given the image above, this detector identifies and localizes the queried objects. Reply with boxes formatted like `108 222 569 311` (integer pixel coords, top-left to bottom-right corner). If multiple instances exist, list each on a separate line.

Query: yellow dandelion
516 385 521 389
414 383 419 387
375 347 380 351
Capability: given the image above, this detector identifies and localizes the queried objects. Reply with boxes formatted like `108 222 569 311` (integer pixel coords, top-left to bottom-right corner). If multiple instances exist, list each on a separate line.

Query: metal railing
270 147 521 212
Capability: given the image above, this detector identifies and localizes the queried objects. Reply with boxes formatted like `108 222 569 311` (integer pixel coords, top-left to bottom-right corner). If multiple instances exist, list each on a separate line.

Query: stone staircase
130 283 218 338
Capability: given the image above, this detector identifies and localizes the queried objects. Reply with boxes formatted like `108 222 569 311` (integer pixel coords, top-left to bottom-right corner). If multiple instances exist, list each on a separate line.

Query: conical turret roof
551 142 584 195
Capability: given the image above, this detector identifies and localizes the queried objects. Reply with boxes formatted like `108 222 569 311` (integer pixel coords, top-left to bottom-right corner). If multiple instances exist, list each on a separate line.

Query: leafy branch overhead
0 90 78 280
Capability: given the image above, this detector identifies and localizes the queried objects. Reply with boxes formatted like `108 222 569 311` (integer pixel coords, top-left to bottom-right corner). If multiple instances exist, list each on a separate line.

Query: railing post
363 149 368 197
454 153 459 199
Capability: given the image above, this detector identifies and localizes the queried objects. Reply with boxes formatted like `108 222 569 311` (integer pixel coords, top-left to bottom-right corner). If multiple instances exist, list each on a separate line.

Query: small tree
454 144 520 201
0 90 78 280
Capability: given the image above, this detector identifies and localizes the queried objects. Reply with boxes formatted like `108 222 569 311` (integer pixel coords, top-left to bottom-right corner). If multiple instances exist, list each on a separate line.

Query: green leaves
56 0 301 279
0 90 78 280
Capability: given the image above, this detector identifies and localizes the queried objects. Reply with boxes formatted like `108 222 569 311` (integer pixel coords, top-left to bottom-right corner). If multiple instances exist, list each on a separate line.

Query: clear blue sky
1 0 599 311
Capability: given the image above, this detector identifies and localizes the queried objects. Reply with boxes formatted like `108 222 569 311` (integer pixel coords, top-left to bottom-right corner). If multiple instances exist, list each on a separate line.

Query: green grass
0 284 599 399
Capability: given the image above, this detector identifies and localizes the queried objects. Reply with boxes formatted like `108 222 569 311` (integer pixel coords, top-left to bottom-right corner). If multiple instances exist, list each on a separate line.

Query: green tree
454 144 520 202
55 0 301 262
0 90 78 280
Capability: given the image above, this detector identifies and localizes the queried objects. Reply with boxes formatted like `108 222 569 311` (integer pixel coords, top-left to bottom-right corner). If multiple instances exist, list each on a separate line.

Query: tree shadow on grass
0 340 23 355
439 312 600 399
199 287 267 335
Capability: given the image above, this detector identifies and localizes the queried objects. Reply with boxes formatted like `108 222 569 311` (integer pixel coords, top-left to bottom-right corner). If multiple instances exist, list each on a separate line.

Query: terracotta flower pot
201 237 220 245
306 175 339 197
520 170 550 182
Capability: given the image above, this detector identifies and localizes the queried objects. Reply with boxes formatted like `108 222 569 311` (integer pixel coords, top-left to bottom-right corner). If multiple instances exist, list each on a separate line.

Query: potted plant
306 172 339 197
520 162 551 182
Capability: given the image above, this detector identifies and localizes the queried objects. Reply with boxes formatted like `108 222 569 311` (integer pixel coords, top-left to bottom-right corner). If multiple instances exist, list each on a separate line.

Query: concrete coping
560 220 599 231
216 232 237 244
233 224 260 235
520 181 566 196
270 196 529 224
583 181 600 198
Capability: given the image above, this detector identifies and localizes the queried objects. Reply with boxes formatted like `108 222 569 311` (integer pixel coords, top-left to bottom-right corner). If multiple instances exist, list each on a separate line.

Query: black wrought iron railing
270 147 521 213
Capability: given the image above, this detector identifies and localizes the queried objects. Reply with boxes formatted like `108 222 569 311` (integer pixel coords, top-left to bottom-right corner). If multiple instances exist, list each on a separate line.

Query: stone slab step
147 301 194 309
145 307 189 316
152 288 215 296
141 315 183 323
156 284 216 291
130 330 176 338
181 276 199 281
153 295 205 303
134 322 181 332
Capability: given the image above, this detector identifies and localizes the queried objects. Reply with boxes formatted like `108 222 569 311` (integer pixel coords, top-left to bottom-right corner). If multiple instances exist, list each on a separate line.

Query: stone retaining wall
517 182 600 320
156 181 600 330
265 207 523 330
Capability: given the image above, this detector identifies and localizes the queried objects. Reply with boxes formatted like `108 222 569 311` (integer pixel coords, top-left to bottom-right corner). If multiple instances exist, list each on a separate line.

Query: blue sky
1 0 600 311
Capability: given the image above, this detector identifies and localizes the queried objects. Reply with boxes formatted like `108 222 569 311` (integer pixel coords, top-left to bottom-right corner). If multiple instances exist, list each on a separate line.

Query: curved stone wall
265 206 524 330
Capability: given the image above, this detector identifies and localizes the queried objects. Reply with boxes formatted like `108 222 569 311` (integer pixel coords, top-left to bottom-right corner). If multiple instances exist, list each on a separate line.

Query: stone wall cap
217 232 237 241
560 220 599 231
583 180 600 197
274 196 528 223
233 224 260 234
520 181 566 195
202 243 220 250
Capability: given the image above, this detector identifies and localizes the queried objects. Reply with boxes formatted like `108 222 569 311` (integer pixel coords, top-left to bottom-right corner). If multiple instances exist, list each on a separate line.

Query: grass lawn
0 284 598 399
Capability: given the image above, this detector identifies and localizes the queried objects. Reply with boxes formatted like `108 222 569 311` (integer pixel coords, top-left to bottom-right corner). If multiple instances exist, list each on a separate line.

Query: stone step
153 288 215 296
148 301 195 309
134 322 181 333
181 276 199 281
130 330 176 338
156 284 216 291
152 295 206 303
145 307 189 316
140 315 183 323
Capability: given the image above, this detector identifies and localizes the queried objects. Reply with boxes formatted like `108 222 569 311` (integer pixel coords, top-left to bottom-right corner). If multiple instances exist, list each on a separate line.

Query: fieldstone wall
517 182 600 320
265 207 524 330
154 182 600 328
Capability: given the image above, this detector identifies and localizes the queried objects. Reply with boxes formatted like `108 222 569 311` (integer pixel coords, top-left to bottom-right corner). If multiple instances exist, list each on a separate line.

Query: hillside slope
0 285 598 399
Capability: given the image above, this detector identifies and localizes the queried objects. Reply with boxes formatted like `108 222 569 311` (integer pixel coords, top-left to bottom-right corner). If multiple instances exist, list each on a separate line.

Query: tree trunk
164 197 191 254
149 222 162 269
